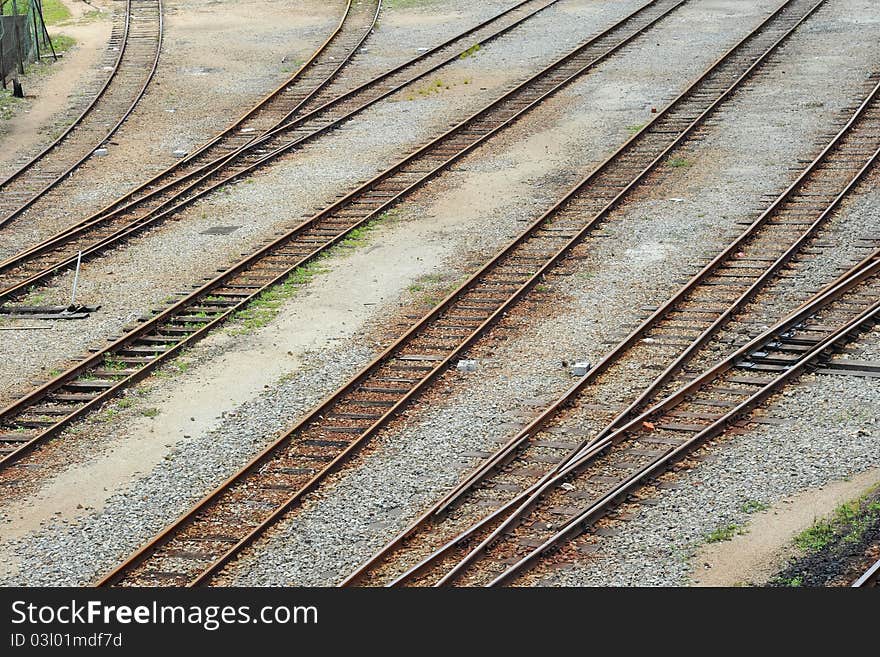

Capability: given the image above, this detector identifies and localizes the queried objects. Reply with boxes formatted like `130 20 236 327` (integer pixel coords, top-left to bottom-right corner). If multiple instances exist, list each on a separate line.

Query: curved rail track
344 75 880 586
0 0 375 236
852 557 880 587
0 0 163 227
86 0 833 587
0 0 695 470
0 0 564 298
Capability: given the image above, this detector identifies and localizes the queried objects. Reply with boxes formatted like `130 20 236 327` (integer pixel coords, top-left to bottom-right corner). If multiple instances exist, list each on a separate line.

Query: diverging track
344 73 880 587
431 250 880 587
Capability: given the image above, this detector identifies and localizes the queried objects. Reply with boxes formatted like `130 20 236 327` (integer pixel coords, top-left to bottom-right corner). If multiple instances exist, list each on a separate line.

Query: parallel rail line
0 0 163 227
0 0 693 470
343 74 880 586
0 0 565 299
87 0 828 587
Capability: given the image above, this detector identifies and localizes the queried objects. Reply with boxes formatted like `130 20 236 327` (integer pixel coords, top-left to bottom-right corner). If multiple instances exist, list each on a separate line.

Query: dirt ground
690 469 880 586
0 0 114 167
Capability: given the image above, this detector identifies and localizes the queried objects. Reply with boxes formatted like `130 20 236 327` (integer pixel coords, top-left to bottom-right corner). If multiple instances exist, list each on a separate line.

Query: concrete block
457 359 477 373
570 361 592 377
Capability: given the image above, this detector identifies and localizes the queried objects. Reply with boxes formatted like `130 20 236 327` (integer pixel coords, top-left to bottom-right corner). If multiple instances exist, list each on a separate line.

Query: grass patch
706 524 743 544
40 0 72 25
668 157 692 169
626 123 645 135
0 90 22 121
408 78 454 100
141 407 159 418
228 260 329 334
24 288 48 305
740 499 770 514
459 43 481 60
793 498 880 552
224 209 398 335
50 34 76 53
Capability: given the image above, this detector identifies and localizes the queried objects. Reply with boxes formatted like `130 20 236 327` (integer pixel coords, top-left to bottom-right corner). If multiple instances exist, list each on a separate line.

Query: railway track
343 75 880 586
0 0 564 299
852 557 880 587
0 0 163 227
435 250 880 587
0 0 698 470
86 0 832 587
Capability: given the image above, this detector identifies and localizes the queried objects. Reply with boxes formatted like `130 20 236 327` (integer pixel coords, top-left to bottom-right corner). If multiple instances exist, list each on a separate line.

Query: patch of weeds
794 500 866 552
50 34 76 53
229 260 328 334
459 43 481 60
779 575 803 587
174 360 192 374
794 519 835 552
706 524 743 544
668 157 692 169
24 288 48 305
411 78 453 99
103 358 127 372
740 499 770 514
47 369 62 378
117 398 133 410
0 90 22 121
141 407 159 418
40 0 72 25
626 123 645 135
227 208 400 335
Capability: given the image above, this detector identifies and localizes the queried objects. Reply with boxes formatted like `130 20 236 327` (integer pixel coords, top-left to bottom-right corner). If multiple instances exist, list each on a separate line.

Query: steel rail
0 0 561 297
439 255 880 586
93 0 828 588
340 75 880 587
91 0 703 588
0 0 164 227
0 0 688 472
362 252 880 587
852 557 880 587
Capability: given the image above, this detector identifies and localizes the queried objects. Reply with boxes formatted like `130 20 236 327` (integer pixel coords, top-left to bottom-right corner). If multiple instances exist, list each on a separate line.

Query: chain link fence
1 0 55 88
